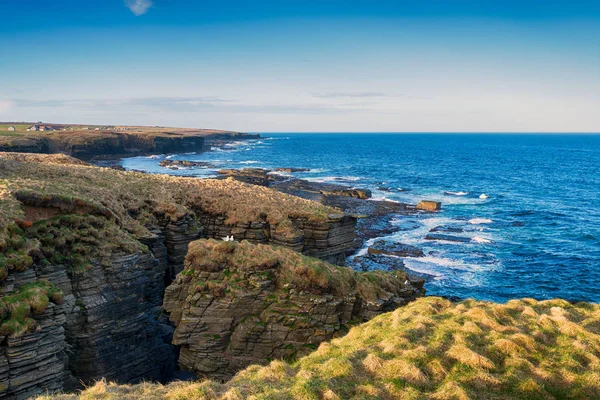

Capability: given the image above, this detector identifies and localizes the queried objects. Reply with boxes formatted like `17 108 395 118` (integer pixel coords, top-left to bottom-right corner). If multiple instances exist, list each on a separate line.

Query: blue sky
1 0 599 132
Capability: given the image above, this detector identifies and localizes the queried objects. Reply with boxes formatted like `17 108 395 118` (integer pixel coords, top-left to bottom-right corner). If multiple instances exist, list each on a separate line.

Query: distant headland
0 122 259 160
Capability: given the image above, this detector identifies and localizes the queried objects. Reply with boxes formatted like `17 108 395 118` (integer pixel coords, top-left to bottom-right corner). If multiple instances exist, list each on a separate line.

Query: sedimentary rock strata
0 153 363 396
163 239 424 380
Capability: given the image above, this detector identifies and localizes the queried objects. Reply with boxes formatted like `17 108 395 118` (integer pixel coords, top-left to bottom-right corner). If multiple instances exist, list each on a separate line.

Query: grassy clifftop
0 153 340 323
184 239 414 301
0 124 257 158
0 152 339 238
40 296 600 399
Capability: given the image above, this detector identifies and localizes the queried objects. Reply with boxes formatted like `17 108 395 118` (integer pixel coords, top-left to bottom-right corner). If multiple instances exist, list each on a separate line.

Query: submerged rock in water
425 233 471 243
430 225 464 233
368 240 425 257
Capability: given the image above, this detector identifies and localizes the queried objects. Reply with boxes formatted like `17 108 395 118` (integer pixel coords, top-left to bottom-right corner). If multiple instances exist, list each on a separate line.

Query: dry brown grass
185 239 410 299
0 152 88 165
40 297 600 399
0 152 339 241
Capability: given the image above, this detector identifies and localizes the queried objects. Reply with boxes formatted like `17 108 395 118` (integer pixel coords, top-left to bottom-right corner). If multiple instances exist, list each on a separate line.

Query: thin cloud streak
312 92 390 99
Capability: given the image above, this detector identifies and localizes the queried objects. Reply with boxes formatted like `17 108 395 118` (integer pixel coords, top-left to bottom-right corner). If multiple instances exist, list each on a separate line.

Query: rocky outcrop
368 240 425 258
321 188 372 199
163 239 424 380
159 160 215 169
216 168 288 187
197 212 356 265
425 233 470 243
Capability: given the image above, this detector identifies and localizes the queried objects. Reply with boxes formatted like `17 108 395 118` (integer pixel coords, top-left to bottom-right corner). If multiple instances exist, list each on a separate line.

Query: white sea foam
304 176 361 183
239 160 260 164
165 155 175 159
468 218 493 225
472 236 493 244
268 171 293 178
479 193 489 199
369 195 402 203
445 191 469 196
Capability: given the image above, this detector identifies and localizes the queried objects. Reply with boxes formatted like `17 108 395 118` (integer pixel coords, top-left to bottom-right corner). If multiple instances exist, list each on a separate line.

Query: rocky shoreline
209 167 440 282
0 153 426 398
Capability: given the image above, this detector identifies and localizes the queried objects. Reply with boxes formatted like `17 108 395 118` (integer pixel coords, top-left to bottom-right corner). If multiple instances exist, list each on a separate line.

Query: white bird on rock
222 235 235 242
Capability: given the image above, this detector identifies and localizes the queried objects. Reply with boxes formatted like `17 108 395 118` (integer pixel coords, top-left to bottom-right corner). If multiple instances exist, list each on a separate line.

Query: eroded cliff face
0 231 179 399
0 154 402 398
198 213 356 265
0 187 356 397
163 239 424 381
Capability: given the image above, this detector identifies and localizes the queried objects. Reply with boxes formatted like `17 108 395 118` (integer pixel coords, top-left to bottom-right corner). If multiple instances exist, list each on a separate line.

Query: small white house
27 125 39 131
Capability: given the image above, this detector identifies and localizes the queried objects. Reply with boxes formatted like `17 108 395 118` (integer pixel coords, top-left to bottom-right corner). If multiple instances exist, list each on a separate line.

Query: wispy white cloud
125 0 153 16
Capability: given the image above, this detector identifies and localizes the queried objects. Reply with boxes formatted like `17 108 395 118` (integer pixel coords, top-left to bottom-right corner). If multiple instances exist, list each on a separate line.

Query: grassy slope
39 296 600 400
0 152 339 239
185 239 413 301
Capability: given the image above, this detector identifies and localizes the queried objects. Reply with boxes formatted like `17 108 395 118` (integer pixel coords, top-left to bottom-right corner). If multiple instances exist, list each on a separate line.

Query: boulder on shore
416 200 441 211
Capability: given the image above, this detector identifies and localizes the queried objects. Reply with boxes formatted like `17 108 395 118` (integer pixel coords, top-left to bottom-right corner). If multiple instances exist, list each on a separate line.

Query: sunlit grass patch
44 296 600 399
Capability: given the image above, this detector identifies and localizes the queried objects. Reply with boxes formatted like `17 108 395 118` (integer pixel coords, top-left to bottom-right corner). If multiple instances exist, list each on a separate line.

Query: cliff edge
163 239 424 380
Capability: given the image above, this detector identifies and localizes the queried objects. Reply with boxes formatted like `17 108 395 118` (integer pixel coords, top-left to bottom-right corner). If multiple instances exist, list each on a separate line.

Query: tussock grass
185 239 410 299
40 297 600 399
0 281 63 337
0 152 338 240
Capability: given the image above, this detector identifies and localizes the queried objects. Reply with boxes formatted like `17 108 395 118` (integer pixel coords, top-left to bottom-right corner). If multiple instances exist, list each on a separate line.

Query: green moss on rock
0 281 63 338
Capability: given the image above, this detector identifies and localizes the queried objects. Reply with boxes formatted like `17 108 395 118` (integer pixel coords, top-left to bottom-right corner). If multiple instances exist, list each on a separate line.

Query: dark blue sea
122 134 600 303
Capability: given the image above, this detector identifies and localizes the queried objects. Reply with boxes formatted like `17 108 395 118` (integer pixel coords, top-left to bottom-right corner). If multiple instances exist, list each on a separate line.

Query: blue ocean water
122 134 600 303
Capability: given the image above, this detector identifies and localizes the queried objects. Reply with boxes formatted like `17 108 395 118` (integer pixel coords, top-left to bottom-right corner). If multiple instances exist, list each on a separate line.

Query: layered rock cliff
163 239 424 380
0 128 258 160
0 153 367 398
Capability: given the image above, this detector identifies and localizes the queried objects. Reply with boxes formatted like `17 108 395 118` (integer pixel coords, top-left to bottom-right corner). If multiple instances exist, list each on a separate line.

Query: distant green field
0 124 30 132
0 131 25 137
